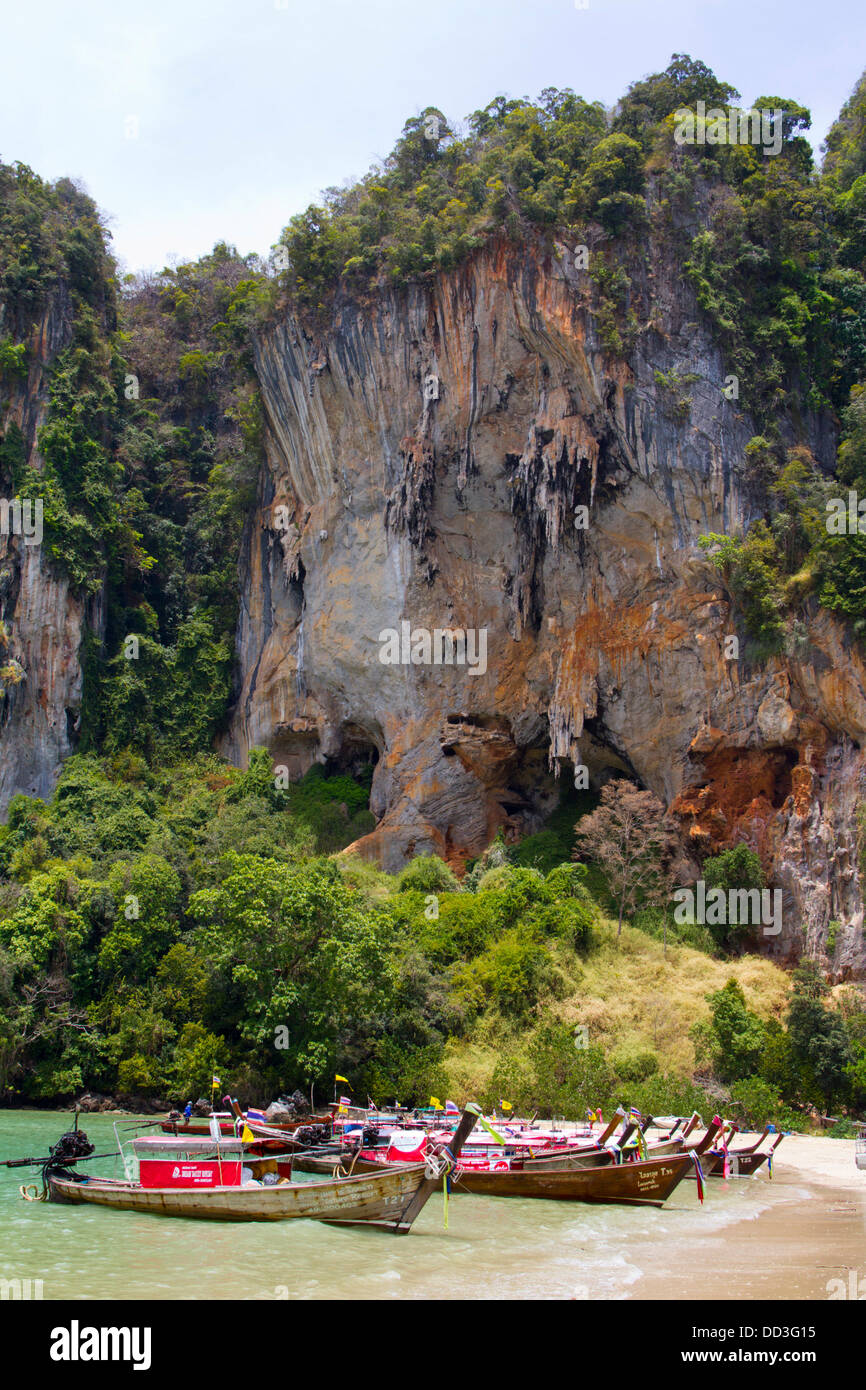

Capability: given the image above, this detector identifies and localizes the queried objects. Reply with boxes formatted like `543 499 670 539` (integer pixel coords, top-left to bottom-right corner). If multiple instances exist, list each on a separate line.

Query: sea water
0 1110 802 1301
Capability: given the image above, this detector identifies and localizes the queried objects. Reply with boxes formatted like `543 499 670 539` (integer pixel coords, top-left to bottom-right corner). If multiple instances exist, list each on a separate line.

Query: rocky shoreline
26 1089 320 1120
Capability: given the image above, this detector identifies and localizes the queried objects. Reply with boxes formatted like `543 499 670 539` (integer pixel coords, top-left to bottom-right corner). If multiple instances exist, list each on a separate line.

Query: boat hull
47 1164 439 1232
693 1150 770 1178
295 1152 695 1206
450 1153 694 1205
521 1137 684 1170
519 1146 614 1171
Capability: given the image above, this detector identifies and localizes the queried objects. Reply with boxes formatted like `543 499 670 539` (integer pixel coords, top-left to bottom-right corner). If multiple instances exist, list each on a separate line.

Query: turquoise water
0 1110 805 1300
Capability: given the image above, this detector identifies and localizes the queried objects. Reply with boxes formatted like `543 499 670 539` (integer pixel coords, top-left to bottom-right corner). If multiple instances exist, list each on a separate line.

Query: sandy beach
629 1134 866 1301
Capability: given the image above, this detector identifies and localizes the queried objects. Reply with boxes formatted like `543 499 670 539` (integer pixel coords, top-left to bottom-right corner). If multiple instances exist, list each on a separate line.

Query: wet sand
629 1134 866 1301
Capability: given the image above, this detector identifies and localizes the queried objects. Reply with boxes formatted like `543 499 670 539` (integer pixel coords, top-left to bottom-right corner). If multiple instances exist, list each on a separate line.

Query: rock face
7 241 860 979
224 235 866 979
0 290 96 810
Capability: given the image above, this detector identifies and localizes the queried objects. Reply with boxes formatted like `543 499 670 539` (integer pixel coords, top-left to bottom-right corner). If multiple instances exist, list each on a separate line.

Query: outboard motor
46 1130 95 1170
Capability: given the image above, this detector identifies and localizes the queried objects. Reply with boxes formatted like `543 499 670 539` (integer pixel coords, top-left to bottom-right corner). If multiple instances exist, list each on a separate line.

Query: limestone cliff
225 234 866 980
0 288 96 809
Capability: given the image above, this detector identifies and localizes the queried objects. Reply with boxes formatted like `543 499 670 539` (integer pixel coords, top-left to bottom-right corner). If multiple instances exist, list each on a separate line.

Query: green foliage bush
728 1075 796 1129
612 1045 660 1083
396 854 458 894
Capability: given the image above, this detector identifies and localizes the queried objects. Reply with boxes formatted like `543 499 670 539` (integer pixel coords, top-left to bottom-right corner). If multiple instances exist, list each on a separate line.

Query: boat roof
133 1137 246 1152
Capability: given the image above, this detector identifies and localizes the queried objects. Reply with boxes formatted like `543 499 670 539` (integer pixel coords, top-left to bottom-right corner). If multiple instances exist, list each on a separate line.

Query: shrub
612 1046 660 1083
396 854 459 894
453 926 551 1018
729 1076 796 1130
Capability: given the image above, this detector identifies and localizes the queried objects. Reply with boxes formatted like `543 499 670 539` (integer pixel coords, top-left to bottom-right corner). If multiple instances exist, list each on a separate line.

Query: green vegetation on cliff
0 160 268 753
0 751 862 1123
271 56 866 649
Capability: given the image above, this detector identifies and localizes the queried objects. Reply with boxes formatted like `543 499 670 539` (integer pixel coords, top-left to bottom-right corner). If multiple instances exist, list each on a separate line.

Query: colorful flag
445 1100 459 1114
475 1113 506 1145
211 1074 220 1089
339 1095 352 1107
247 1109 266 1123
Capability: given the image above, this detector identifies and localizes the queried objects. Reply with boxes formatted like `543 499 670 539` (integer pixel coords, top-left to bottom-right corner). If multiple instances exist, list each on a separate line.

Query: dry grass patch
555 919 791 1074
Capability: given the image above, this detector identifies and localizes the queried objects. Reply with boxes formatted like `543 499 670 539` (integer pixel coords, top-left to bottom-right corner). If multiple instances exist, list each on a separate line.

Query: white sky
1 0 864 274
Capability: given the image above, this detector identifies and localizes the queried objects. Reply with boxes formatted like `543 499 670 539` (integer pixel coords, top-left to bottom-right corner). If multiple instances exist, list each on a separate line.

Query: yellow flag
335 1074 352 1089
241 1124 254 1143
501 1100 513 1112
430 1096 444 1110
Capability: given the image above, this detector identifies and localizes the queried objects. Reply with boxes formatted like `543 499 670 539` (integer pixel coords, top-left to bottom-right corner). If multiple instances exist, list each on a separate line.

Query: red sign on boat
133 1137 246 1188
139 1158 242 1188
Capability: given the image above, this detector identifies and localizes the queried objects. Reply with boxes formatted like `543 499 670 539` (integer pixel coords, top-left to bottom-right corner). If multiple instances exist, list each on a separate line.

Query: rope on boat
19 1183 45 1202
421 1149 453 1229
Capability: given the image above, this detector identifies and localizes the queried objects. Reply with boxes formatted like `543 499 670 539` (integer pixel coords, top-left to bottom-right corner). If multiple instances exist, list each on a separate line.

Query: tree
614 53 739 147
573 780 674 936
99 855 182 985
699 979 768 1082
702 841 766 951
188 855 396 1085
786 959 852 1108
577 133 645 231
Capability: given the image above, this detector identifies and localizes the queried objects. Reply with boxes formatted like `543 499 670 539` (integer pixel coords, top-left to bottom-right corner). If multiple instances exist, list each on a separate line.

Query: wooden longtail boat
665 1112 702 1142
696 1129 785 1178
682 1116 725 1155
298 1150 697 1206
45 1109 479 1233
449 1152 698 1206
295 1110 717 1178
521 1115 721 1173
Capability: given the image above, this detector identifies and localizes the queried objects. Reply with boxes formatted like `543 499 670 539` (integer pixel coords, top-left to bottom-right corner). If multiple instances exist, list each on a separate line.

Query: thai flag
339 1096 353 1106
246 1109 267 1123
445 1100 459 1114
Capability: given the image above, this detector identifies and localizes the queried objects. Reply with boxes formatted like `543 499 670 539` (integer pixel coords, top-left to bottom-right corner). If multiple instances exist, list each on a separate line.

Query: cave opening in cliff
288 556 306 614
323 724 380 787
